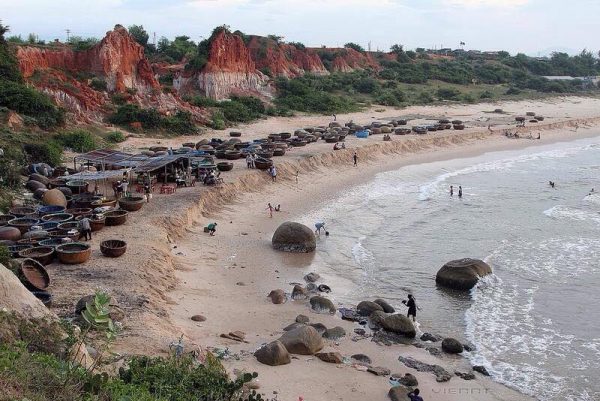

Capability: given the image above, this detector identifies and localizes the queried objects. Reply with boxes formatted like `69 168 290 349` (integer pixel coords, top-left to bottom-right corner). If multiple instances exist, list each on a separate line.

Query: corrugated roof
67 169 131 180
75 149 149 167
134 155 188 173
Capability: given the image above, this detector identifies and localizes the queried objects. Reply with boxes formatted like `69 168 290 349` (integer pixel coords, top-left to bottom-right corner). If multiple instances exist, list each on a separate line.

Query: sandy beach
48 96 600 401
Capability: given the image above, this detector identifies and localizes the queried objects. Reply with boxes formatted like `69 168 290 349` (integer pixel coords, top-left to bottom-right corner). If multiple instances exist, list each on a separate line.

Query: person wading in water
458 185 463 198
402 294 418 322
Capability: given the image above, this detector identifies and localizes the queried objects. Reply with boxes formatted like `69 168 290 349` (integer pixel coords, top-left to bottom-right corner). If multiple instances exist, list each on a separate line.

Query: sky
1 0 598 56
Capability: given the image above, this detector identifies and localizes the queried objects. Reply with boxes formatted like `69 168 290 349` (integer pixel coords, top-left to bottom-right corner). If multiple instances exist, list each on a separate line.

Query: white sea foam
544 205 600 224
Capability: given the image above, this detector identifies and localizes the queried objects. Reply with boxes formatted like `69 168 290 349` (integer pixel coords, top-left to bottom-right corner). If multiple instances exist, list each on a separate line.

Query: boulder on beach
351 353 372 365
436 258 492 291
304 272 320 282
278 326 324 355
381 314 416 338
393 373 418 387
323 326 346 340
309 295 336 314
357 300 384 316
388 385 413 401
291 284 308 300
268 289 286 304
272 222 316 253
296 314 309 324
316 351 343 364
369 310 388 328
374 299 395 313
309 322 327 335
254 340 291 366
441 338 464 354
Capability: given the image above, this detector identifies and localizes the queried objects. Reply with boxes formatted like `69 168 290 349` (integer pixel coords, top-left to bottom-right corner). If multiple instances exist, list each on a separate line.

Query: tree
0 21 8 39
128 24 149 47
390 44 404 54
27 33 37 44
345 42 364 52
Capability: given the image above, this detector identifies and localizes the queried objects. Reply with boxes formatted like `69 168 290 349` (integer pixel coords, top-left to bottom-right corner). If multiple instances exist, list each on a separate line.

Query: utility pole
153 32 156 47
368 41 371 52
66 29 71 42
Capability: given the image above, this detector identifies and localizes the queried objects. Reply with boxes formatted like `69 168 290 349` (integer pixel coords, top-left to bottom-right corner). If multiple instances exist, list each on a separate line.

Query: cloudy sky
1 0 597 55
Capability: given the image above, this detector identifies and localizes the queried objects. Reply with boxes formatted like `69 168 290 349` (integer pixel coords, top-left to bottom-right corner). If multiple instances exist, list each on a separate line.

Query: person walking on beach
144 182 151 202
402 294 418 322
246 153 253 169
315 221 325 235
267 203 274 218
333 113 337 121
79 216 92 241
271 165 277 182
450 185 454 196
408 388 424 401
353 151 358 166
458 186 463 198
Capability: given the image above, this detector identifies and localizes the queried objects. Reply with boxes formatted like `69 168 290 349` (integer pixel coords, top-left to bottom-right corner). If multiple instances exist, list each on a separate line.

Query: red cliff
326 48 380 73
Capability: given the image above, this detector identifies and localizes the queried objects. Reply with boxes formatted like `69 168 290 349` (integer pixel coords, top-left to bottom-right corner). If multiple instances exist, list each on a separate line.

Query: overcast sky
1 0 598 55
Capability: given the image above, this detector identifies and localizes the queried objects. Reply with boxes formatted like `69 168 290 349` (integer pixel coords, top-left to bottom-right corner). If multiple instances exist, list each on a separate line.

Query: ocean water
301 135 600 401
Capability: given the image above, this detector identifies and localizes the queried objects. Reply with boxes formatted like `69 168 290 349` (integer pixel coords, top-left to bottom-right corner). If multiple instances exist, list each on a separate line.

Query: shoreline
50 96 600 401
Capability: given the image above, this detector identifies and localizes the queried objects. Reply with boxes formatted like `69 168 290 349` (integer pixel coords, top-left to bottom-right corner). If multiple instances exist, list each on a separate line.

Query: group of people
333 142 346 150
202 170 221 186
449 185 463 198
112 177 129 199
266 203 281 218
246 153 257 169
383 134 392 141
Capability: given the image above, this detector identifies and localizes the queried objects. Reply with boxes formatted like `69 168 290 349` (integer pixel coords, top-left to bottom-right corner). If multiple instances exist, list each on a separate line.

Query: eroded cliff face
328 48 380 73
15 25 204 123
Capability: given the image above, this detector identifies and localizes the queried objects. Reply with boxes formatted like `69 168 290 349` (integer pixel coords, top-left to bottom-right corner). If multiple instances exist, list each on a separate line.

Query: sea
301 133 600 401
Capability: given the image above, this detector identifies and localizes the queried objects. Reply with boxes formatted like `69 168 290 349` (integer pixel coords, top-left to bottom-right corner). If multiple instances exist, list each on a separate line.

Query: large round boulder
381 314 416 338
278 325 324 355
436 258 492 291
42 189 67 207
374 299 395 313
254 340 291 366
441 337 464 354
357 300 384 316
309 296 336 314
272 222 316 253
25 180 47 192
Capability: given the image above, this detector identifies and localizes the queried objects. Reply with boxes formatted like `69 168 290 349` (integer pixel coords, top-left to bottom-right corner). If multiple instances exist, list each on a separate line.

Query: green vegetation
106 130 126 143
108 104 197 135
56 129 98 152
89 77 107 91
67 36 99 51
0 22 64 129
344 42 364 52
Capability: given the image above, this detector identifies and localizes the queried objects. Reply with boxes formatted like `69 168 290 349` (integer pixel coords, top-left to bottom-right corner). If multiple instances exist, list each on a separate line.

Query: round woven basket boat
18 258 50 290
100 239 127 258
56 242 92 264
104 210 128 226
118 196 145 212
18 246 55 266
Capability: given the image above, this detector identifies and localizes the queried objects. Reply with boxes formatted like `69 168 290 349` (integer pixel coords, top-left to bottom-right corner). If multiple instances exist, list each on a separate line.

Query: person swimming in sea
402 294 418 322
549 181 555 188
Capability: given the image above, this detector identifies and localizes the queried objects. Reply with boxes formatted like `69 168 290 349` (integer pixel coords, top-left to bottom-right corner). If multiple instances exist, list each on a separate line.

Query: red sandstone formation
326 48 380 73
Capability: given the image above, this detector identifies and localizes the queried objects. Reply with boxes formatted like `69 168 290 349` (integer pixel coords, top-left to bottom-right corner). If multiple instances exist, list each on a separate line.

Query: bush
0 80 65 129
0 244 10 267
479 90 494 99
275 76 359 114
436 87 462 100
56 130 98 152
89 77 107 91
417 91 434 104
163 110 197 135
109 104 162 129
22 141 63 166
353 77 379 94
506 86 521 95
462 93 476 103
106 131 126 143
189 96 220 108
111 93 128 105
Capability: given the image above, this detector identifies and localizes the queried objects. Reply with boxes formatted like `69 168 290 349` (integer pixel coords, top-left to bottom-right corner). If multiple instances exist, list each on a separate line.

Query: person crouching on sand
408 388 424 401
402 294 418 322
315 221 325 235
207 222 217 236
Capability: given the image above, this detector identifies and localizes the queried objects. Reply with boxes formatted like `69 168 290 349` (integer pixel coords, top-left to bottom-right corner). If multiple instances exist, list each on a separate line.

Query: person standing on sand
246 153 252 169
271 165 277 182
79 216 92 241
402 294 418 322
267 203 274 218
333 113 337 121
458 186 463 198
408 388 424 401
450 185 454 196
353 151 358 166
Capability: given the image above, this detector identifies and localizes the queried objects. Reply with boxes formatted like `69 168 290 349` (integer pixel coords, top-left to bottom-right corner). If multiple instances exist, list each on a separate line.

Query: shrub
22 141 63 166
189 96 220 108
374 90 401 106
417 91 434 104
479 90 494 99
462 93 476 103
436 87 462 100
0 80 65 129
109 104 162 129
506 86 521 95
163 110 197 135
344 42 364 52
111 93 128 105
353 77 379 94
89 77 107 91
56 130 98 152
0 244 10 267
106 131 126 143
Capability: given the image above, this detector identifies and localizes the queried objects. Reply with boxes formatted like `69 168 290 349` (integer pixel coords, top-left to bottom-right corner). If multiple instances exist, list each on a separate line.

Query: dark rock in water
388 385 413 401
398 356 452 382
317 284 331 293
436 258 492 291
374 298 395 313
295 314 309 324
278 326 324 355
306 283 317 292
351 353 372 365
373 330 414 346
367 366 391 376
268 289 287 304
191 315 206 322
369 310 388 328
304 272 320 282
254 340 291 366
323 326 346 340
283 322 305 332
420 332 442 342
291 285 308 300
455 371 476 380
441 338 464 354
315 351 343 364
357 301 384 316
354 328 366 336
339 307 361 322
381 314 416 338
272 222 316 253
473 365 490 376
391 373 418 387
426 347 442 357
309 296 336 314
309 323 327 335
463 342 476 352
